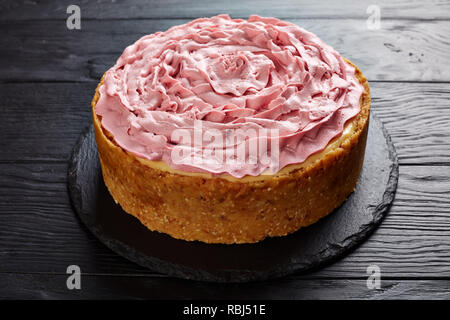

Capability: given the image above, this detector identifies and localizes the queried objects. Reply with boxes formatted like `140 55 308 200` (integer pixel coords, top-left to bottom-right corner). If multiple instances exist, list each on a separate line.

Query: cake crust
91 59 370 244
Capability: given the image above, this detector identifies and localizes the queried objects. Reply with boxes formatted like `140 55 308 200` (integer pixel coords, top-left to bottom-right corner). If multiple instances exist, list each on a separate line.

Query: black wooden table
1 0 450 299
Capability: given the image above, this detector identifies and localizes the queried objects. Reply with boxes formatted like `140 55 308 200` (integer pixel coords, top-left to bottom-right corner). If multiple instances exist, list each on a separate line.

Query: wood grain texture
1 162 450 279
0 82 96 162
1 0 450 299
1 82 449 164
1 273 450 299
1 0 449 20
370 83 450 165
1 19 450 82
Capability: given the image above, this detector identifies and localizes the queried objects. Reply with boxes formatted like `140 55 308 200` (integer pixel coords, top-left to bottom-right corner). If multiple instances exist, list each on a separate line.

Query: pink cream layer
95 15 364 178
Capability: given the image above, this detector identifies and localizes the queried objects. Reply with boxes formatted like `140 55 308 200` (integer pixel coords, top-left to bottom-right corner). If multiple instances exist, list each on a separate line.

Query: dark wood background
1 0 450 299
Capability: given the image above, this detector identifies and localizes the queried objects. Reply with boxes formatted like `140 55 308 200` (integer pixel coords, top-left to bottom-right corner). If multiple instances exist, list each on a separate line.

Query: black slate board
67 115 398 283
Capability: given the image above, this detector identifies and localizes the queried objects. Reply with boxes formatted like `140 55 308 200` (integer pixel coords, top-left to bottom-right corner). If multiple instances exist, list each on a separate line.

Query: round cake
91 15 370 244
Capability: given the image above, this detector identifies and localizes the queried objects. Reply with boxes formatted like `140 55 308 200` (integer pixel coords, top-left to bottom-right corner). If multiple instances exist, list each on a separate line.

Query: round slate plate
68 114 398 283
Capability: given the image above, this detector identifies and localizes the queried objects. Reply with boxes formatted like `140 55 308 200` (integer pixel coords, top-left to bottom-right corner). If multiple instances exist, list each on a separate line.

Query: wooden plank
1 0 449 20
370 83 450 165
1 273 450 299
312 165 450 278
0 162 150 275
1 19 450 82
0 82 96 162
1 82 449 164
1 162 450 279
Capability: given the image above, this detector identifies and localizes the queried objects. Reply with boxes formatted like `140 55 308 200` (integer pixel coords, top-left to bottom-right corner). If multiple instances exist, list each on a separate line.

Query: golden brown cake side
91 60 370 244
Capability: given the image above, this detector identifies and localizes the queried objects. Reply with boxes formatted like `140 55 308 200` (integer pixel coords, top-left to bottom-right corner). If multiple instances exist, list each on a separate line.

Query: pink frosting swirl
95 15 364 178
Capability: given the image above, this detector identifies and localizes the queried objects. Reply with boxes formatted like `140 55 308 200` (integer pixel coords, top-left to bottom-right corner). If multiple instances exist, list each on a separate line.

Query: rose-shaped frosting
95 14 364 178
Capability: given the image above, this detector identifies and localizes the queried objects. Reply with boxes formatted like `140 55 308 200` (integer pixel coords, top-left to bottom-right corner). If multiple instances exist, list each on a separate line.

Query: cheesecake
91 15 370 244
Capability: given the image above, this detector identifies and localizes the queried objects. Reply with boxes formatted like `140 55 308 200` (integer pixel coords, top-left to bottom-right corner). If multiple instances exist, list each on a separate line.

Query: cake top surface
95 14 364 178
